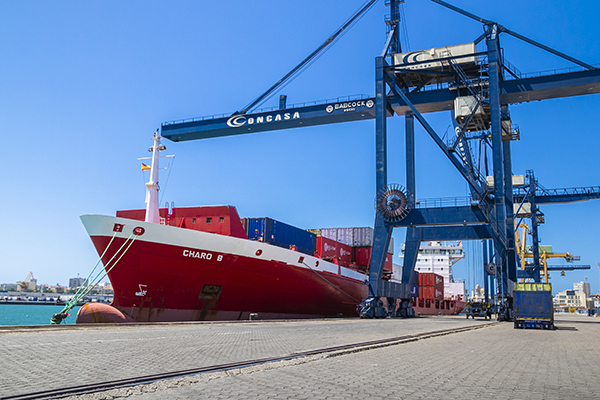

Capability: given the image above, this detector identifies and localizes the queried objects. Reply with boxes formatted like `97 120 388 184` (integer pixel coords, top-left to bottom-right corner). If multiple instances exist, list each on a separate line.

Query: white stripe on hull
80 214 367 281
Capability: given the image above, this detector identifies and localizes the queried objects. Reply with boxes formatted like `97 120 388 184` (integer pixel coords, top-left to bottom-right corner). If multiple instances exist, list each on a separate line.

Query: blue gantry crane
160 1 600 320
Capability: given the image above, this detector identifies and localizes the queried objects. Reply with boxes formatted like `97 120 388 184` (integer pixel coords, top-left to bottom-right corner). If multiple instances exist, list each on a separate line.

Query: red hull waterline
412 299 465 316
77 215 465 323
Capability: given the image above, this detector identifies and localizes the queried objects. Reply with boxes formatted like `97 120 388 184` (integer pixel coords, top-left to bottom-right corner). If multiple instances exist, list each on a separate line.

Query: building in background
554 289 587 311
573 281 591 297
69 277 87 288
0 283 18 291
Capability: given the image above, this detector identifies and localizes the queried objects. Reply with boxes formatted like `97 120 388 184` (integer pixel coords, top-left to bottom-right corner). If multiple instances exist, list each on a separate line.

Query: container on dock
246 217 316 255
353 247 393 272
316 236 353 266
419 272 444 288
513 283 554 330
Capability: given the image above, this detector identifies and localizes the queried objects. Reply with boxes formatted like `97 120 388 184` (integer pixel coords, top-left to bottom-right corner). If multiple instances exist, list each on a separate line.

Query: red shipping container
316 236 353 266
419 272 444 288
353 247 393 272
419 286 444 300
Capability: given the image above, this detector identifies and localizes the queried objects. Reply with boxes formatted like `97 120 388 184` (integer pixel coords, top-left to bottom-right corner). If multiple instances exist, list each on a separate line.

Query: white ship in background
401 241 467 301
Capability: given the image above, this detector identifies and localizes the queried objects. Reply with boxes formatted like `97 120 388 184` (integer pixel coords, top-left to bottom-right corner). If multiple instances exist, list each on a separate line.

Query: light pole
597 263 600 293
597 263 600 316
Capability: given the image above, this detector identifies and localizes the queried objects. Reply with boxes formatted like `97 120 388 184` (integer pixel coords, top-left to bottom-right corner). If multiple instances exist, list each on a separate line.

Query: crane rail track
2 322 497 400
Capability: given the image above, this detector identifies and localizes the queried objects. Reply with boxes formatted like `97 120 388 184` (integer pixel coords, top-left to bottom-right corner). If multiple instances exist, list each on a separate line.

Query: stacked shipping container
312 227 395 273
244 217 317 255
418 272 444 300
243 221 397 274
353 247 393 272
315 236 353 266
318 227 394 253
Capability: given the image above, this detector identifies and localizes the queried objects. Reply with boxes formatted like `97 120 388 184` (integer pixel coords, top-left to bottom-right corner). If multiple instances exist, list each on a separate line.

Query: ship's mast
145 130 163 223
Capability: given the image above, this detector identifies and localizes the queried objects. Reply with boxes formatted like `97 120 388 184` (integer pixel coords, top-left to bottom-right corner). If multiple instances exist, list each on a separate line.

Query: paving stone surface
2 315 598 399
0 316 485 397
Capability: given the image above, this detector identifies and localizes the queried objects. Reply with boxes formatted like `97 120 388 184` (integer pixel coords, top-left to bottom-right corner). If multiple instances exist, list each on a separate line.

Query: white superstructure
400 241 466 299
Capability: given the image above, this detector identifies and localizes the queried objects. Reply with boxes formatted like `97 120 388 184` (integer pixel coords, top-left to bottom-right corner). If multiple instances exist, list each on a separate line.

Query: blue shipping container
246 217 316 256
513 290 553 320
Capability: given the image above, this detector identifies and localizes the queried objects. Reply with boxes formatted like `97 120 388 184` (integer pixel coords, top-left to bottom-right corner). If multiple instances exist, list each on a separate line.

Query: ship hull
412 298 466 316
79 215 368 322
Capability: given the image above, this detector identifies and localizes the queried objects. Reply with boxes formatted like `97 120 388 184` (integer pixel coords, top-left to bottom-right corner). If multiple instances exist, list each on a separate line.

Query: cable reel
375 184 410 222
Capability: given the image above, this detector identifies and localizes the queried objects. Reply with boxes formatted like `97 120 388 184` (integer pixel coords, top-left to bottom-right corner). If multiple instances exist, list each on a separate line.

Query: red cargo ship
77 133 464 323
79 210 369 322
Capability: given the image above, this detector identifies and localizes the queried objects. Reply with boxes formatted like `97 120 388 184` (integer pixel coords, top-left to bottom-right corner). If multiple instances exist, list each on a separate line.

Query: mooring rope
302 261 361 303
68 232 119 303
51 232 137 324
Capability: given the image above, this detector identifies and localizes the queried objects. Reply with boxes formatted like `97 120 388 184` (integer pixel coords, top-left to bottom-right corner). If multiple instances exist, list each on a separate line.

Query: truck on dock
513 283 554 330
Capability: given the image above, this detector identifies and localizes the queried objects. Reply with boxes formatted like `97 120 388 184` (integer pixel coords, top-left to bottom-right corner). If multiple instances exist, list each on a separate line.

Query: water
0 304 82 326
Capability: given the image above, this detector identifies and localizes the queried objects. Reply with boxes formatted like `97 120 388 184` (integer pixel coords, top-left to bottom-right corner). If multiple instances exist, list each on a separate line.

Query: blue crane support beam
547 265 592 271
406 225 493 241
389 68 600 116
162 69 600 142
390 206 488 227
513 186 600 204
545 265 591 271
162 98 379 142
517 265 590 280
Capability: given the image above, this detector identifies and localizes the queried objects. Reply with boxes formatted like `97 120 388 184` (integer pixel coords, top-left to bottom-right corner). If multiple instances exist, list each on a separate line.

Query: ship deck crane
159 1 600 320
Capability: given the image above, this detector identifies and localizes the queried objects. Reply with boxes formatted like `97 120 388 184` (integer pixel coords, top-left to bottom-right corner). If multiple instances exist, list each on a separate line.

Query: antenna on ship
144 129 165 223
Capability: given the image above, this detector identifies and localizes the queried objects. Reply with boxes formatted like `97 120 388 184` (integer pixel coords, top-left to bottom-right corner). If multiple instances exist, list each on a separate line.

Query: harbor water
0 304 81 326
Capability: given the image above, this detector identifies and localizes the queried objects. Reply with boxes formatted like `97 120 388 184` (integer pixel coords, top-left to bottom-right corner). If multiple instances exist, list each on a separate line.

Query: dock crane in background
514 222 590 283
160 1 600 320
16 272 37 292
509 170 600 283
480 169 599 302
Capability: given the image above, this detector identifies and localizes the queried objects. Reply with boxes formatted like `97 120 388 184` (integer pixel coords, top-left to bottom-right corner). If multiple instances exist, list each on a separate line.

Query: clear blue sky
1 1 599 295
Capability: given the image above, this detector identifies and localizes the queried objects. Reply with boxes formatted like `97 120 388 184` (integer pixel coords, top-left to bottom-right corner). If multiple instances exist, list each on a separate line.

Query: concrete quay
1 314 598 399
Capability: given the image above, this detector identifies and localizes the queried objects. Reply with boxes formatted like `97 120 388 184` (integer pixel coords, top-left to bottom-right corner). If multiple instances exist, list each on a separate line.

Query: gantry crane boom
162 69 600 142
